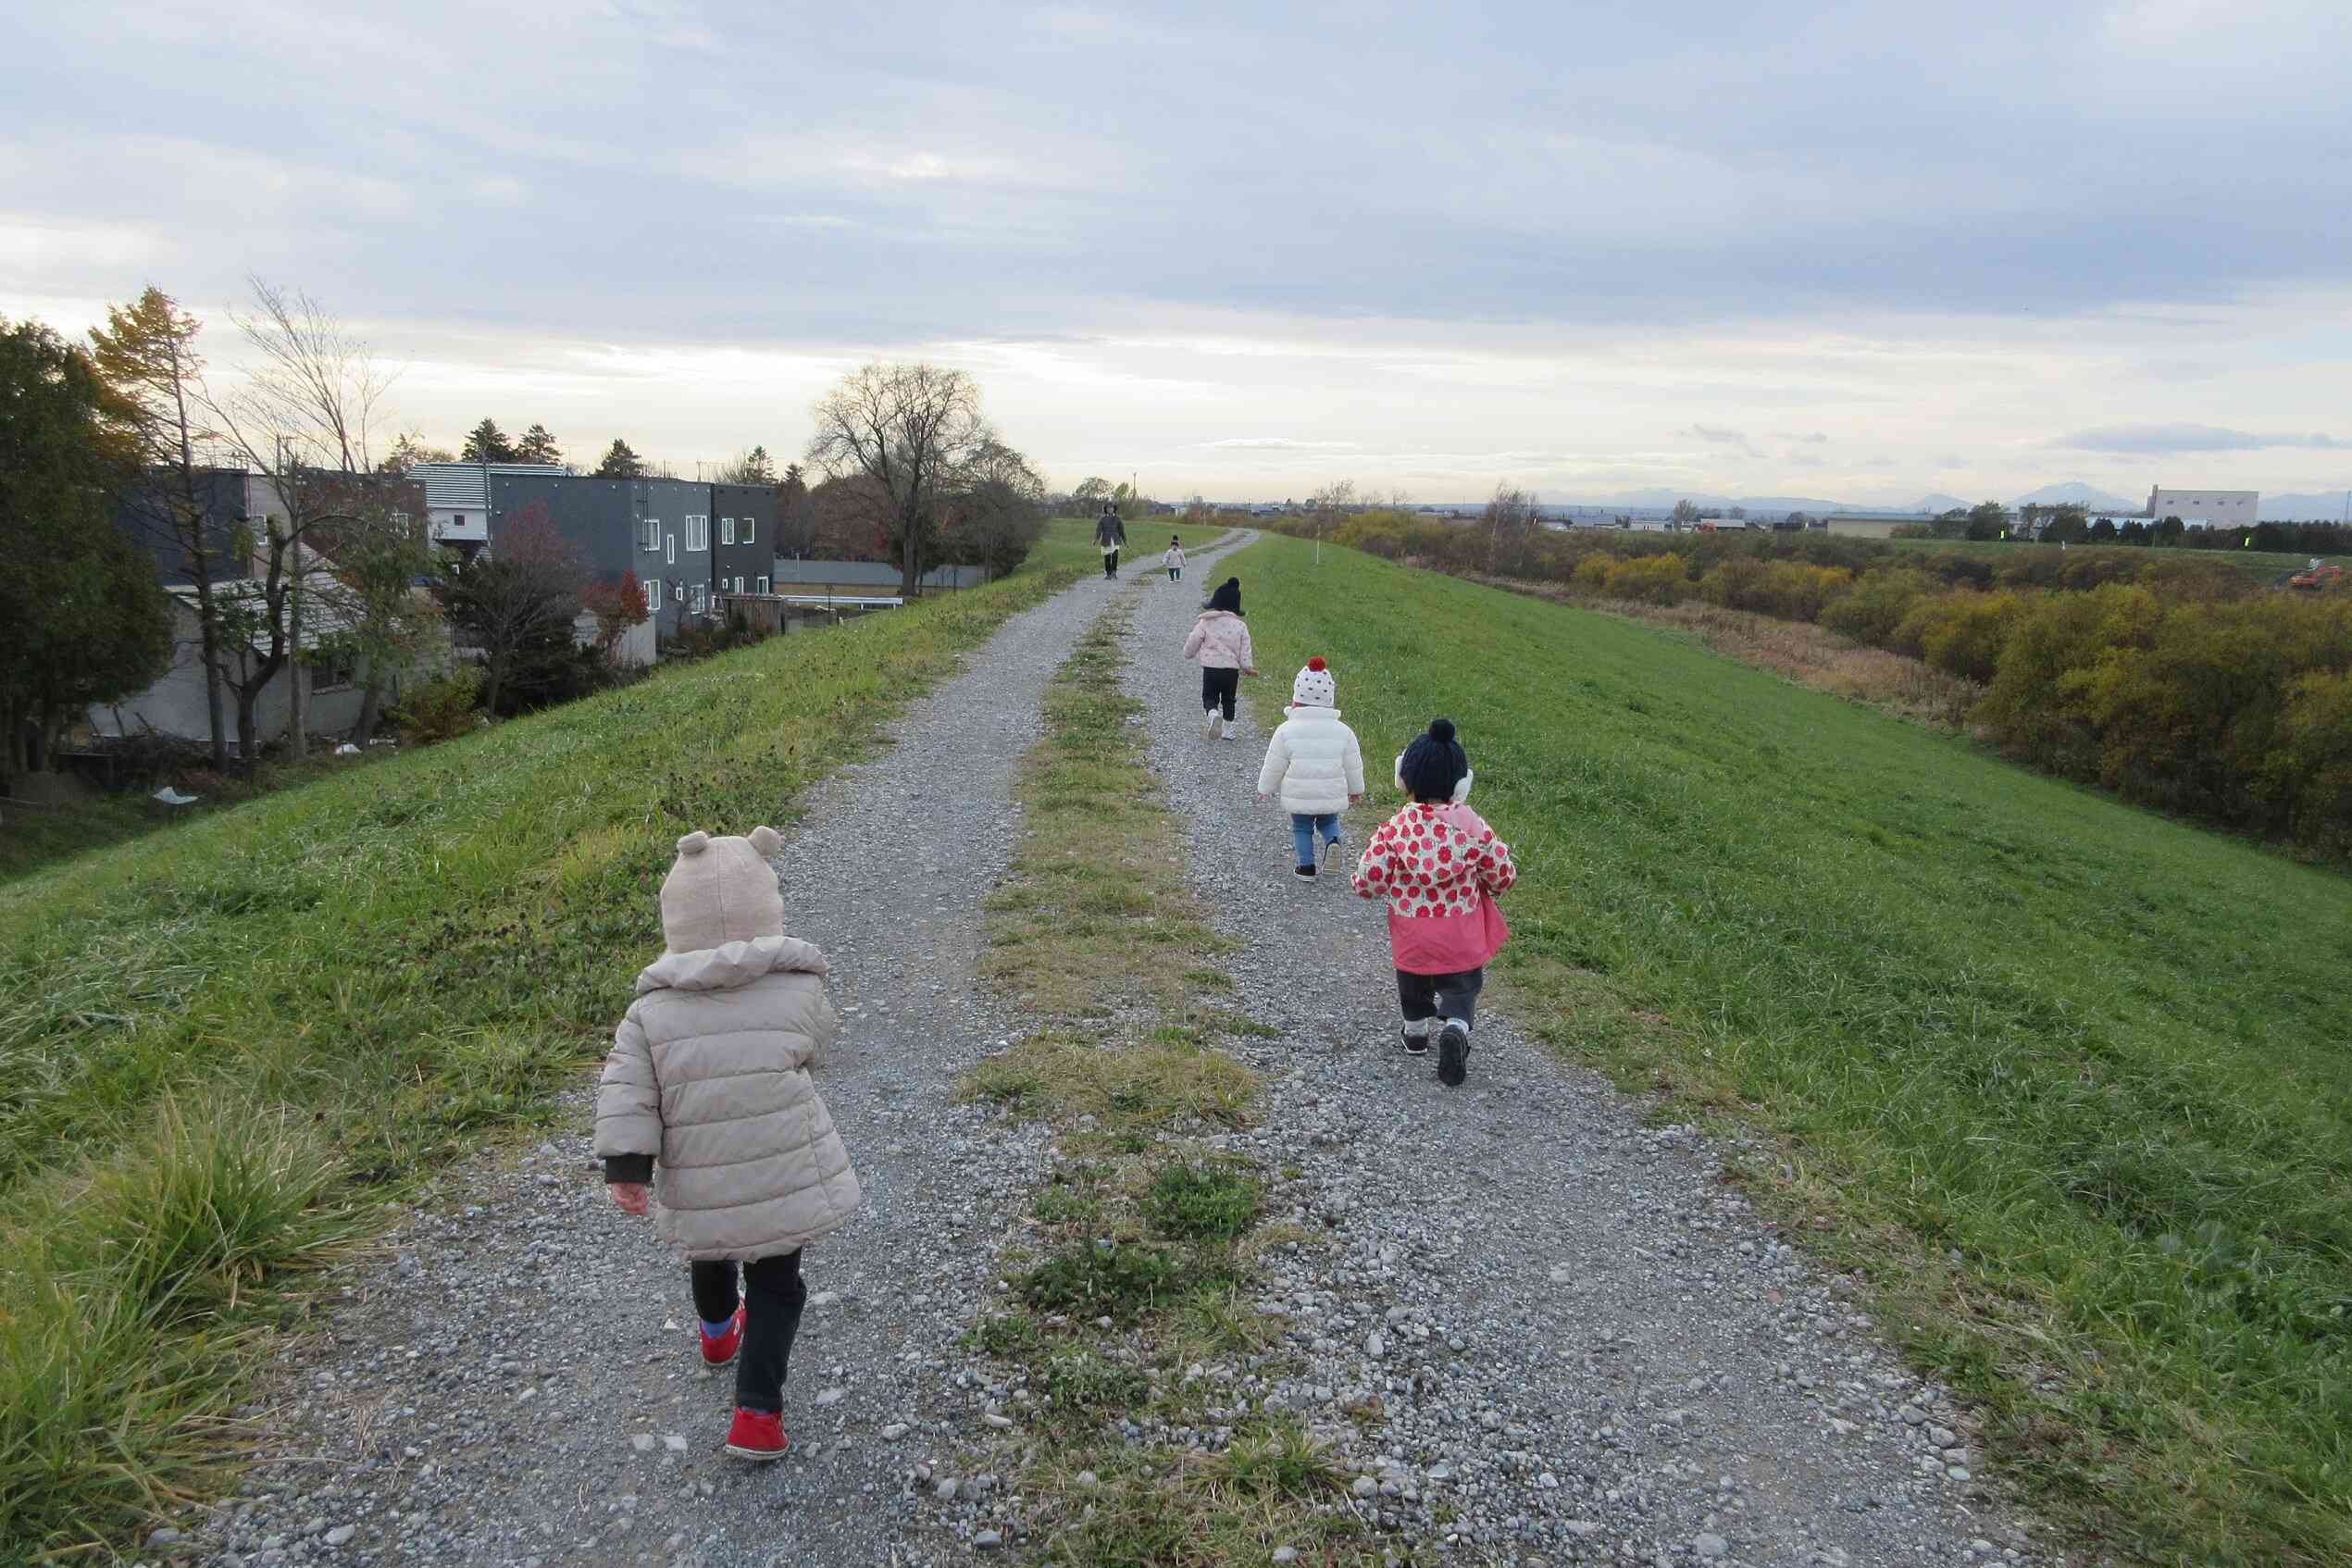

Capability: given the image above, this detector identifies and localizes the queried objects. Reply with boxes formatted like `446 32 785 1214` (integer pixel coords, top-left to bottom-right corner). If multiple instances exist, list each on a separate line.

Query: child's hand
1255 791 1270 804
609 1182 650 1216
1349 792 1363 804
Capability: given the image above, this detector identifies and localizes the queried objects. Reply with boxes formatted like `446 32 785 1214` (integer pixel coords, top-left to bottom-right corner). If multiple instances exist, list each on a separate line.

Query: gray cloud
6 0 2348 346
2056 425 2348 454
1201 437 1362 451
1684 424 1747 444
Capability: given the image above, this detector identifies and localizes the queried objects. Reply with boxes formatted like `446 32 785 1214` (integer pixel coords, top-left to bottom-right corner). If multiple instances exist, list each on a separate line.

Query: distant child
1255 657 1364 878
1181 577 1258 740
596 828 863 1461
1164 536 1186 582
1351 719 1517 1087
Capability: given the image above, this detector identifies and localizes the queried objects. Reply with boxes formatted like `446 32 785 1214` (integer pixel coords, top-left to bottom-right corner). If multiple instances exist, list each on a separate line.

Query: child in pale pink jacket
1180 577 1258 740
1350 717 1517 1087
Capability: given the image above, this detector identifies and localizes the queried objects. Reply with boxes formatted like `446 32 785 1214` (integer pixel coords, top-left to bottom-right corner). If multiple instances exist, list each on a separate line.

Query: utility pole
284 515 307 761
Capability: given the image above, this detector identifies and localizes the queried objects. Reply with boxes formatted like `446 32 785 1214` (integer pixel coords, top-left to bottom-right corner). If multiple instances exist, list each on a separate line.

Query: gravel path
1112 535 2055 1568
167 563 1182 1568
160 536 2055 1568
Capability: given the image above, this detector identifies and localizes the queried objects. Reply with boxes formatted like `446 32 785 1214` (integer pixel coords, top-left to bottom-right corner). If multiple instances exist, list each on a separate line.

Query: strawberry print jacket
1350 802 1518 975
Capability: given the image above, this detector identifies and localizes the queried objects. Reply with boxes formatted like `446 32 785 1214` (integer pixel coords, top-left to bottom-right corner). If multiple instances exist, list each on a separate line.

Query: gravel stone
1107 549 2046 1567
180 575 1149 1568
173 543 2046 1568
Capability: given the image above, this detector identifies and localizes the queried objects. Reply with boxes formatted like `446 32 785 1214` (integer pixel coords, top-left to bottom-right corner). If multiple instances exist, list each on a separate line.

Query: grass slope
0 522 1239 1557
1223 531 2352 1566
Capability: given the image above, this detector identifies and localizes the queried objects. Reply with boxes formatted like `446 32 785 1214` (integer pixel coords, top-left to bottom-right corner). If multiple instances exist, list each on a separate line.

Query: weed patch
1143 1161 1262 1242
1021 1241 1188 1323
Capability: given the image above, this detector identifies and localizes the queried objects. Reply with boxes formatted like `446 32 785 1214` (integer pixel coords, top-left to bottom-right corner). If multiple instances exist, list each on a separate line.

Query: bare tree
804 364 989 597
205 277 398 765
431 504 583 715
1305 479 1359 564
1482 481 1537 573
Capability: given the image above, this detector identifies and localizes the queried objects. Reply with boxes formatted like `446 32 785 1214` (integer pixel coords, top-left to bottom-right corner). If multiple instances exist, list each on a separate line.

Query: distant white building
2147 487 2259 529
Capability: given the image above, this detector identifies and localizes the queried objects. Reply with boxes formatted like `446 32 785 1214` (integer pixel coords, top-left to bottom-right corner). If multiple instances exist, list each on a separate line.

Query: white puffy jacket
1257 706 1365 815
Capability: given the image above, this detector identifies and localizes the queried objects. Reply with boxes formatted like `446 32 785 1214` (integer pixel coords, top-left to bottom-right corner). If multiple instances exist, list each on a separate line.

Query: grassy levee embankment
1222 531 2352 1566
0 518 1235 1560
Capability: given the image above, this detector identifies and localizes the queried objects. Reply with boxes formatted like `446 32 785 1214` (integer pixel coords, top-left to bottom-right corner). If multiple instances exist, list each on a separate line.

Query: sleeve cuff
604 1153 653 1185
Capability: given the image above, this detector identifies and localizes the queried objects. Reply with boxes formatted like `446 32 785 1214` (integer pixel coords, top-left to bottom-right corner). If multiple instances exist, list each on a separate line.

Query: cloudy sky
6 0 2350 507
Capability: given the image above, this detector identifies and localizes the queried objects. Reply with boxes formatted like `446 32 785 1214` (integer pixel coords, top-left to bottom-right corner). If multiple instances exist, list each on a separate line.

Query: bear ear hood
659 828 787 953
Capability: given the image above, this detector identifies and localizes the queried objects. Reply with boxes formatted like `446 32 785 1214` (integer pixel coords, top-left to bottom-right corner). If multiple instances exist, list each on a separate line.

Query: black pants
1201 666 1239 721
1397 966 1483 1031
1101 549 1120 577
690 1250 806 1412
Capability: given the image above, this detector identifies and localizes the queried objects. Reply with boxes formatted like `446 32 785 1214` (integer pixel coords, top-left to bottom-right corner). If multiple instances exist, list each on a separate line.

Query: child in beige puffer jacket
596 828 861 1461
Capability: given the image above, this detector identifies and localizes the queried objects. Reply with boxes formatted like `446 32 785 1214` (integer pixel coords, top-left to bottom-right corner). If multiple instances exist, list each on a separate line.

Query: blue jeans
1290 813 1340 868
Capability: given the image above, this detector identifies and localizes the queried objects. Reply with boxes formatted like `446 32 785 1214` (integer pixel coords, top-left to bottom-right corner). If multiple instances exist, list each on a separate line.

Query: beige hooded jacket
594 829 862 1262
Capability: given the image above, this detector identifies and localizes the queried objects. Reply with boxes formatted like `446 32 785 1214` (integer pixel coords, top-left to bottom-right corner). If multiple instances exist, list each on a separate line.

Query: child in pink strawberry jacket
1350 717 1517 1087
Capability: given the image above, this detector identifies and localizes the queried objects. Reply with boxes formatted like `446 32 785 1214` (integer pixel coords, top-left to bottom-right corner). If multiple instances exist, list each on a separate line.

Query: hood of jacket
636 935 829 995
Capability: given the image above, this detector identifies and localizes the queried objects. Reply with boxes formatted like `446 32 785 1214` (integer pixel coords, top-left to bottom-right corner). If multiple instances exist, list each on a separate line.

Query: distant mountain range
2262 491 2352 520
1537 480 2346 521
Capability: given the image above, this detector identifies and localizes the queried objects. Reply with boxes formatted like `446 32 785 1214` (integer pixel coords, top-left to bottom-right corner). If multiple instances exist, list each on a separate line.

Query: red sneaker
723 1406 788 1461
700 1305 745 1367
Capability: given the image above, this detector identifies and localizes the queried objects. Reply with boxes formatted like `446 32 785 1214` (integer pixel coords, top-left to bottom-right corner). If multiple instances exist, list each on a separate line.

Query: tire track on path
176 544 1247 1568
1117 535 2055 1568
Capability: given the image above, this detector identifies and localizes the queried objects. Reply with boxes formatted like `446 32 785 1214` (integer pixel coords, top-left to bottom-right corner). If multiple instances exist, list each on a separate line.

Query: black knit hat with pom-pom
1399 717 1469 802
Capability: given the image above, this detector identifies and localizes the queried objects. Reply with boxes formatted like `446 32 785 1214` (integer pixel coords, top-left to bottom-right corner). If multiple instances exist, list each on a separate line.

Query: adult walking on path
168 539 1244 1568
1093 503 1126 578
1117 540 2046 1566
1182 575 1258 740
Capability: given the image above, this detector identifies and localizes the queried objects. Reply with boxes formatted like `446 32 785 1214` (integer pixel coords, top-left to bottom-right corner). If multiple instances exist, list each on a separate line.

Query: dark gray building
711 482 779 600
416 467 727 642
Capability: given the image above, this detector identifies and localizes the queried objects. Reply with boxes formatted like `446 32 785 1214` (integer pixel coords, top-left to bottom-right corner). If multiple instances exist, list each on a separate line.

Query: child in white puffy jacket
1255 657 1365 878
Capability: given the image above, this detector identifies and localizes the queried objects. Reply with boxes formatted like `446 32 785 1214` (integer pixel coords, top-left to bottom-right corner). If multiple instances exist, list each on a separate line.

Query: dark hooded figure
1093 504 1127 578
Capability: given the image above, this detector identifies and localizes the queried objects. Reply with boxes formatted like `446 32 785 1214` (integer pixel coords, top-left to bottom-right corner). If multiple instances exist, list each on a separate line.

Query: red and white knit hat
1291 656 1337 707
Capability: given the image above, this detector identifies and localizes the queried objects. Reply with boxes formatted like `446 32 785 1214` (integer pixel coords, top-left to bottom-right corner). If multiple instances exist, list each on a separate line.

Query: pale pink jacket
1351 803 1517 975
1181 611 1255 671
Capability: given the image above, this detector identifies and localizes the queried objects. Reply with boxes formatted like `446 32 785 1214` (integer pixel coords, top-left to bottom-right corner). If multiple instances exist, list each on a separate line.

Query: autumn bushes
1298 512 2352 855
1979 590 2352 851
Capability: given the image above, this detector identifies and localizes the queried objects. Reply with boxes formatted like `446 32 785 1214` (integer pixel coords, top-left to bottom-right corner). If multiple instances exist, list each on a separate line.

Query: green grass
0 533 1098 1559
1143 1160 1262 1242
1225 529 2352 1567
1883 535 2352 583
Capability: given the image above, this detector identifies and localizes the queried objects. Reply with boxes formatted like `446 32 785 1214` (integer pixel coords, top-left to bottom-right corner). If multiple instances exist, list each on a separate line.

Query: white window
642 578 661 613
685 515 708 552
721 516 735 545
755 575 769 594
742 517 754 545
666 532 676 565
672 580 684 603
691 584 706 613
733 576 744 593
640 517 661 552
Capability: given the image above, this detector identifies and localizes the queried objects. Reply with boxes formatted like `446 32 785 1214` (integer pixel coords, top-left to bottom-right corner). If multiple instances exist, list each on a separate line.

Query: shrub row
1275 513 2352 855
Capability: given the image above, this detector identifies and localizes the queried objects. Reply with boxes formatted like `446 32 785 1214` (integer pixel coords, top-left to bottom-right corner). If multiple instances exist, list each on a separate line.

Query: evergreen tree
461 418 516 463
595 438 646 479
0 317 174 775
515 423 563 466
